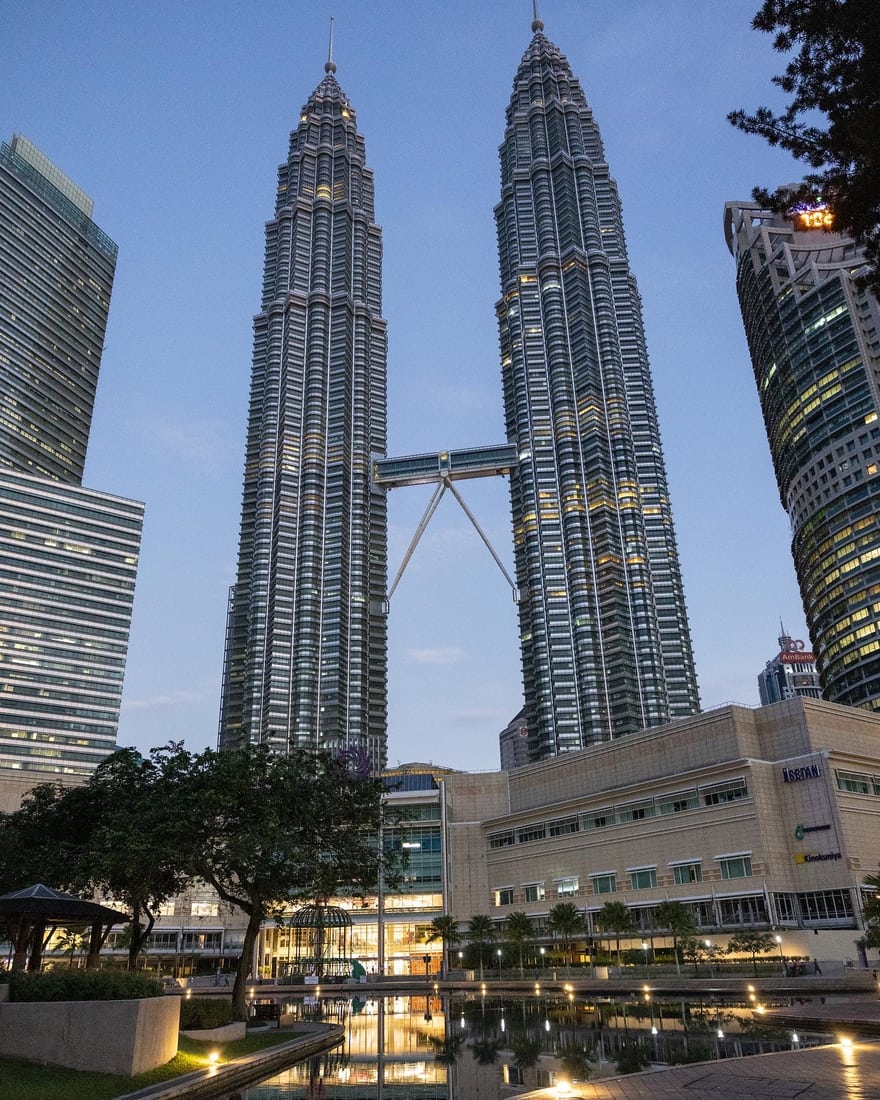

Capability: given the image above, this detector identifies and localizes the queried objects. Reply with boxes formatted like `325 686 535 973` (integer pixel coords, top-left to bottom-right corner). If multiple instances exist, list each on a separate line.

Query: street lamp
497 948 503 979
539 946 545 973
642 940 649 976
775 934 786 975
457 950 463 975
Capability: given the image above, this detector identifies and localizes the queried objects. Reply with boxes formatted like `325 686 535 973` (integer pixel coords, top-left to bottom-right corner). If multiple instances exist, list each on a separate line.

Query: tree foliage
726 929 778 975
729 0 880 296
424 914 461 972
504 910 535 977
861 871 880 947
595 901 636 968
547 902 585 967
654 900 696 975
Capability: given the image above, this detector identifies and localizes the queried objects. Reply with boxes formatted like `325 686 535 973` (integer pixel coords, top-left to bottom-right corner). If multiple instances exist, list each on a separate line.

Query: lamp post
539 945 545 974
775 934 786 975
496 948 503 980
642 940 649 976
457 950 463 976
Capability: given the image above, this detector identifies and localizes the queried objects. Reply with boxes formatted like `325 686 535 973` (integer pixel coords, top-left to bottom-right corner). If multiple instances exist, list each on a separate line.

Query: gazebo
0 884 128 971
288 903 353 978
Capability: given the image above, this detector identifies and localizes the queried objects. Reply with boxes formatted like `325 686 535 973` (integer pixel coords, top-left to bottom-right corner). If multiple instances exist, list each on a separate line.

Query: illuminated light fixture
839 1035 853 1048
756 1004 766 1015
717 1028 724 1039
545 1018 551 1032
651 1026 658 1035
792 1032 800 1044
555 1080 572 1098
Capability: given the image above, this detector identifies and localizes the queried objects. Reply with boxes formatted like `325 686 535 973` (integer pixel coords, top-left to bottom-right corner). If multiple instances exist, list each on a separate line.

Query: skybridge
374 443 519 603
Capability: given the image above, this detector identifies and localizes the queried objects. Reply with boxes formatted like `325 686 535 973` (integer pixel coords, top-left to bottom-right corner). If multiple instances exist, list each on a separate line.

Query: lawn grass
0 1030 295 1100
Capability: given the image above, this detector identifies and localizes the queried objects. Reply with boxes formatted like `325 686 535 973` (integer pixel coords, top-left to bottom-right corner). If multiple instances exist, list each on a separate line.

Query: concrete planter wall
0 994 179 1075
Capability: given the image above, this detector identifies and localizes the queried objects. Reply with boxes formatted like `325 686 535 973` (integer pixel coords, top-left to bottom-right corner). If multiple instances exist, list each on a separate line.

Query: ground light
207 1050 220 1075
554 1079 572 1098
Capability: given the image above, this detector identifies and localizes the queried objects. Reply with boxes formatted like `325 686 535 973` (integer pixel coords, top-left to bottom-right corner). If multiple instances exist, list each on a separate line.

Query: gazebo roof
0 884 128 925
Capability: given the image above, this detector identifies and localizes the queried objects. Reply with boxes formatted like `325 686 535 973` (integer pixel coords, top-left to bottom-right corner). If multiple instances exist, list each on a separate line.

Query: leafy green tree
728 0 880 297
596 901 636 969
466 914 496 981
654 901 696 975
614 1041 651 1075
681 937 720 977
167 744 394 1021
547 902 585 968
424 915 461 974
863 871 880 947
726 929 778 975
504 911 534 977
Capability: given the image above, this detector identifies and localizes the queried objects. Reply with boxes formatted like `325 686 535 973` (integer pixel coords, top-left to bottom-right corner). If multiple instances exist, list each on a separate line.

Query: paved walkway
522 998 880 1099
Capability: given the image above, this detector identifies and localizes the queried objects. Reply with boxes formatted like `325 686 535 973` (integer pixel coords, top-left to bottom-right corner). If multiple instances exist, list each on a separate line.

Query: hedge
8 968 163 1002
179 997 234 1030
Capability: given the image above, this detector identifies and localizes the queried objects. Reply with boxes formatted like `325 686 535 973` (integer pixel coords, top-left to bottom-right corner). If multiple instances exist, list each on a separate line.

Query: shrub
8 968 163 1002
179 997 234 1030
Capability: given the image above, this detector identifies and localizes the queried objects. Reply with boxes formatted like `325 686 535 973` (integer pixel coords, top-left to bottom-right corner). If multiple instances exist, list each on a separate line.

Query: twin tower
218 18 700 769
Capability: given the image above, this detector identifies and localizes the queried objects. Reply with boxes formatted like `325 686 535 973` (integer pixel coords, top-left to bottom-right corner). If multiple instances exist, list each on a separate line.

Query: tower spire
531 0 544 32
325 16 337 74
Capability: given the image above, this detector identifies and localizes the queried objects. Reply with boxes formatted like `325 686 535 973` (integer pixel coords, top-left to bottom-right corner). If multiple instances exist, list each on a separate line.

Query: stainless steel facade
725 201 880 714
0 134 143 775
219 65 388 768
495 24 699 758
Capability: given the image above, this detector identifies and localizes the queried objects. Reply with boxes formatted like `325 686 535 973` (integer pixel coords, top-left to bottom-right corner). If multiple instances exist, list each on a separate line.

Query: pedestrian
224 974 231 987
813 958 822 975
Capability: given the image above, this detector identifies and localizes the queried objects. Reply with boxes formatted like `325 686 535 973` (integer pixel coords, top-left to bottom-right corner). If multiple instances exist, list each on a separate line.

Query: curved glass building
725 200 880 714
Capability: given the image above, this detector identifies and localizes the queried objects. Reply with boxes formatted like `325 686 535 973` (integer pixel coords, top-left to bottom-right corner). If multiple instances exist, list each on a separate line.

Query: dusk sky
4 1 811 771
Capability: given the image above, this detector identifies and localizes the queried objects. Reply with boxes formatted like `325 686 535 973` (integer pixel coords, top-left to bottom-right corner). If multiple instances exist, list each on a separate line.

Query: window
657 790 698 815
582 809 614 830
836 769 871 794
494 887 514 907
702 778 748 806
191 901 218 917
517 823 547 844
672 862 702 885
617 800 654 824
548 816 579 837
591 873 616 895
629 867 657 890
489 831 515 849
524 882 545 902
718 855 752 880
718 896 768 925
799 889 854 921
555 877 579 897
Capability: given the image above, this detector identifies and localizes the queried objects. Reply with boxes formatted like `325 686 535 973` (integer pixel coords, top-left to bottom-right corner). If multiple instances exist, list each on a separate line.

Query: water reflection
240 991 829 1098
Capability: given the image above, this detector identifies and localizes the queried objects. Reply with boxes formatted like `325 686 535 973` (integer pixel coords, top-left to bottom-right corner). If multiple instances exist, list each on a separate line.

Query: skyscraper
494 16 699 757
219 56 388 769
0 134 143 776
725 199 880 714
758 629 822 706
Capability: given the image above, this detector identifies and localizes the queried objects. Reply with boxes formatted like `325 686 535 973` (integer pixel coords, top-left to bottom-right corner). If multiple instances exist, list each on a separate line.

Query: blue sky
4 1 810 771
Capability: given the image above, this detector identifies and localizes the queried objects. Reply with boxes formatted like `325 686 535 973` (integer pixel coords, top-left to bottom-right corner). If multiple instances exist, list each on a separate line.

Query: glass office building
219 61 388 769
495 20 699 758
0 134 143 775
725 200 880 713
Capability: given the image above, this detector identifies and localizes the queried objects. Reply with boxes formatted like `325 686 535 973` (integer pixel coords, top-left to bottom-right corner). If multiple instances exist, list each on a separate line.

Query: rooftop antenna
531 0 544 32
325 16 337 74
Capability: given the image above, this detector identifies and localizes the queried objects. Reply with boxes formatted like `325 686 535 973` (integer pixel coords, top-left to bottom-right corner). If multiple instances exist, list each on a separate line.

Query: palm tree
504 911 534 978
547 902 585 970
654 900 695 976
863 872 880 947
596 900 636 970
467 914 495 981
424 914 461 976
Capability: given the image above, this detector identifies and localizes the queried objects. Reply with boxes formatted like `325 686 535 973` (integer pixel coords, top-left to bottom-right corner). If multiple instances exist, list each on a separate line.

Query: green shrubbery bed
8 969 163 1002
178 997 233 1030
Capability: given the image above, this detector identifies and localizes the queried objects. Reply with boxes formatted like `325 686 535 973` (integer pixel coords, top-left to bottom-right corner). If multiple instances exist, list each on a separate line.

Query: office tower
499 707 530 771
0 134 143 775
494 17 699 758
219 57 388 769
758 629 822 706
725 199 880 714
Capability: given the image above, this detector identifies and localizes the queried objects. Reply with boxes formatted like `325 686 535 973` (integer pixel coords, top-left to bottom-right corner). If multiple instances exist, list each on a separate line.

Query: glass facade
495 25 699 759
725 202 880 713
0 134 143 775
219 64 388 768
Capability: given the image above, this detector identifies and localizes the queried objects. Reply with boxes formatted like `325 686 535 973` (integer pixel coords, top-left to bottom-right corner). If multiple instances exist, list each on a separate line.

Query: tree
466 915 496 981
547 902 585 969
596 901 636 969
727 929 778 975
728 0 880 297
424 915 461 974
504 911 534 978
654 901 696 976
863 871 880 947
168 744 393 1021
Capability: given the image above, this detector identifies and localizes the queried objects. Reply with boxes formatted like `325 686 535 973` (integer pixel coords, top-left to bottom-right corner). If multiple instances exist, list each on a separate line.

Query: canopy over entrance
0 884 128 971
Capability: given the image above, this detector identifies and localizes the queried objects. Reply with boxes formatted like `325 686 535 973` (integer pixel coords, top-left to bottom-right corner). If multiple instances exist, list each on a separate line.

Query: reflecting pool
238 989 830 1098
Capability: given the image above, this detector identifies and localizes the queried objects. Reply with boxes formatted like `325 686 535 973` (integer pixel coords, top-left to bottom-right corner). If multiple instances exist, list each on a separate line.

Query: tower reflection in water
240 993 827 1098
